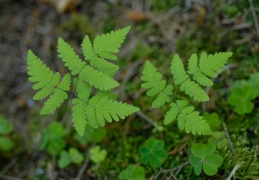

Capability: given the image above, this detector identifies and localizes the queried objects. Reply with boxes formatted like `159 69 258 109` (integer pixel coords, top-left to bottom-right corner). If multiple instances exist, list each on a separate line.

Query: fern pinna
141 52 232 135
27 26 139 136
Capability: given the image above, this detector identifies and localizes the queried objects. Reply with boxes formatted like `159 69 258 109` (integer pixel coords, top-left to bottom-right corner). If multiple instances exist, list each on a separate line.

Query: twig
152 161 189 180
227 162 242 180
248 0 259 36
75 148 91 180
136 111 156 127
223 122 236 156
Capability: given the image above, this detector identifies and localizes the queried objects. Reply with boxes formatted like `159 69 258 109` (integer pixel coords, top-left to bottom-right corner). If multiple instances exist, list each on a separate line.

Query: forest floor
0 0 259 179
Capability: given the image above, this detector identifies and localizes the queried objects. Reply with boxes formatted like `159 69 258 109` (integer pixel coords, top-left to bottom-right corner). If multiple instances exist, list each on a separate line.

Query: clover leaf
58 151 71 168
73 125 107 145
208 131 228 149
90 146 107 164
58 147 84 169
139 137 168 168
119 164 145 180
40 121 67 156
0 116 13 135
0 137 14 152
189 143 223 176
227 84 257 115
248 73 259 96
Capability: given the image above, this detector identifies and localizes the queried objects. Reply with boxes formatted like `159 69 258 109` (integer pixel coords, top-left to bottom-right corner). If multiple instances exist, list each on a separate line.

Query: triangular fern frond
141 61 172 108
141 52 232 135
164 100 212 135
58 38 86 75
93 26 131 60
171 54 209 102
28 26 140 137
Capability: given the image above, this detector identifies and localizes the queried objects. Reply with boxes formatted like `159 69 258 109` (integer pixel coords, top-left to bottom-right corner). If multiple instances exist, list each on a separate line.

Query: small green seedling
27 26 139 136
119 164 145 180
58 147 84 168
0 116 14 152
139 137 168 168
40 121 67 155
141 52 232 135
90 145 107 164
228 73 259 115
189 143 223 176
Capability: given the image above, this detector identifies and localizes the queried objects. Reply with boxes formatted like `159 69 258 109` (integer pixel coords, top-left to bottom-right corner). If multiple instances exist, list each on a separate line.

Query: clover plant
189 143 223 176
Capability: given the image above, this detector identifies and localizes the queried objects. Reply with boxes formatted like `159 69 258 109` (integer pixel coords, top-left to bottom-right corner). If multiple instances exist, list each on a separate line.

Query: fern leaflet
72 98 87 136
86 95 139 128
171 55 209 102
141 61 173 108
58 38 86 75
27 50 71 115
93 26 131 60
187 52 233 86
164 100 212 135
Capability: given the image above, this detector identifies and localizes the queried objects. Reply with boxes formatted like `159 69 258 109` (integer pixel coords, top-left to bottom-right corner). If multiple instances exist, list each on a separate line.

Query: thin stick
136 111 156 127
248 0 259 36
227 162 242 180
75 148 91 180
223 122 236 156
153 161 189 180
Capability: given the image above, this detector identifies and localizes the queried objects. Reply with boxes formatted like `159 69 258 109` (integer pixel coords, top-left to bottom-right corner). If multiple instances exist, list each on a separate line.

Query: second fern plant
141 52 232 135
27 26 139 136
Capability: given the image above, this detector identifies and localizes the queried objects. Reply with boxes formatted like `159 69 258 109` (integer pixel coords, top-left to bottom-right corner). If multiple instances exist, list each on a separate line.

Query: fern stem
136 111 156 127
223 122 236 156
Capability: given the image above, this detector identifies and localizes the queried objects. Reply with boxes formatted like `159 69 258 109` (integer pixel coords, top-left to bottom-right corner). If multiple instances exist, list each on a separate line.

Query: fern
27 50 71 115
141 52 232 135
27 26 139 136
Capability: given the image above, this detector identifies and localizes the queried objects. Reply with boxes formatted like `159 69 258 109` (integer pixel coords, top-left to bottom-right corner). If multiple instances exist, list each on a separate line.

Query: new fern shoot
141 52 232 135
27 26 139 136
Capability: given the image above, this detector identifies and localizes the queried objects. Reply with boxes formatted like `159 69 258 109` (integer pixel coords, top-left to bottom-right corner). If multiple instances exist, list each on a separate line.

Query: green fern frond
188 52 232 86
72 98 87 136
41 89 68 115
141 61 172 108
89 56 119 77
28 50 57 90
75 80 92 101
93 26 131 60
79 65 119 90
152 85 173 108
85 95 139 128
199 52 232 77
141 52 232 135
180 79 209 101
164 100 212 135
58 73 71 91
82 35 95 60
171 54 209 102
58 38 86 75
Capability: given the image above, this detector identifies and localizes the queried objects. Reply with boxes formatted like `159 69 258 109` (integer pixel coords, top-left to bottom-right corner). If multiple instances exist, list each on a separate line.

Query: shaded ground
0 0 259 179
